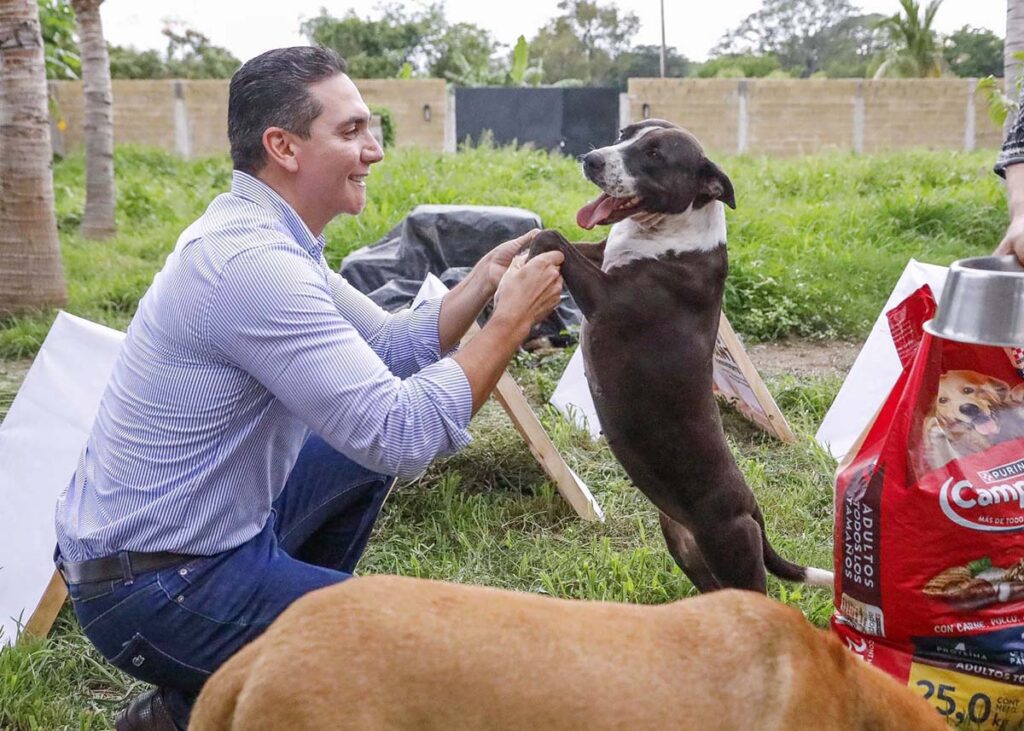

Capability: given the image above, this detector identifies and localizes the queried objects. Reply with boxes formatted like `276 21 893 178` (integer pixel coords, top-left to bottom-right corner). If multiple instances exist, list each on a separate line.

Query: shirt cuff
416 356 473 453
995 154 1024 179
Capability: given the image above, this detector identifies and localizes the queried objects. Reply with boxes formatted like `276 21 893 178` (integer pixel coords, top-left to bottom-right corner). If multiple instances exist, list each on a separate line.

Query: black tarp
339 205 581 343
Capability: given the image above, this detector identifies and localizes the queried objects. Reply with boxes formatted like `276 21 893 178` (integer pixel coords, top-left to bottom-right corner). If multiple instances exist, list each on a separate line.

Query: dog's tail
756 508 834 588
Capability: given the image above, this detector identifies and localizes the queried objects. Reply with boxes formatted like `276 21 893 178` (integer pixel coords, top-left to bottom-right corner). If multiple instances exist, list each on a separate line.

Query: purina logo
939 476 1024 532
979 457 1024 485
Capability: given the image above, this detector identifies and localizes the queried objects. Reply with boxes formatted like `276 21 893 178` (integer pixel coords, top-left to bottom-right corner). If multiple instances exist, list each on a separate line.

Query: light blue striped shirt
55 171 473 561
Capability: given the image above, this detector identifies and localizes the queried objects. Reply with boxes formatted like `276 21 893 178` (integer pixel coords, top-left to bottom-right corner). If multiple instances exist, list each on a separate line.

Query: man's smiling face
293 73 384 220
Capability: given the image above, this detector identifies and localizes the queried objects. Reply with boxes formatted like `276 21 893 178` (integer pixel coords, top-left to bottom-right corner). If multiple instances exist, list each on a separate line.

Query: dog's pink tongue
976 417 999 436
577 194 618 230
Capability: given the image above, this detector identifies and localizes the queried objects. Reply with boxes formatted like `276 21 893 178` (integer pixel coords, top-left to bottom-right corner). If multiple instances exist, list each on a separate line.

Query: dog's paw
527 229 567 260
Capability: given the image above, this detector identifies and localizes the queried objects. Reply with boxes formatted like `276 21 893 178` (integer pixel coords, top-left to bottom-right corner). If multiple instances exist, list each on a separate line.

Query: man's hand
478 229 541 292
996 164 1024 264
490 250 565 337
453 248 564 414
996 215 1024 264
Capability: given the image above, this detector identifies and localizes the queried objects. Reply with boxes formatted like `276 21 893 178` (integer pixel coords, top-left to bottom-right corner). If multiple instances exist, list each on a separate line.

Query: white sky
99 0 1006 64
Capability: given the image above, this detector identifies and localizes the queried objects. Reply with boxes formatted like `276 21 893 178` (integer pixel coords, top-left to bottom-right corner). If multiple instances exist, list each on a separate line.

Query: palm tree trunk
71 0 115 239
0 0 68 316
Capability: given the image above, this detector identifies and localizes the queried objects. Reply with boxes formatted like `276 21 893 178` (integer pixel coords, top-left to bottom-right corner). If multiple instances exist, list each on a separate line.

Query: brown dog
925 369 1024 469
189 575 943 730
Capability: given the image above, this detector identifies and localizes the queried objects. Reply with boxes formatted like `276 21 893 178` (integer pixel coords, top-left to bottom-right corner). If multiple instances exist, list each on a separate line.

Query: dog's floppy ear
981 376 1011 405
698 158 736 210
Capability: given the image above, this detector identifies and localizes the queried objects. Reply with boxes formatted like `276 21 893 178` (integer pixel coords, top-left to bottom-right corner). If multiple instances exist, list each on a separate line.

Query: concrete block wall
49 78 449 158
628 78 1004 156
46 77 1002 159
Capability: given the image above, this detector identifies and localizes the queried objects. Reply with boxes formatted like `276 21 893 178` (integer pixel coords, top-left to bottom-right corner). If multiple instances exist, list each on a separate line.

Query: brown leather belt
58 551 195 585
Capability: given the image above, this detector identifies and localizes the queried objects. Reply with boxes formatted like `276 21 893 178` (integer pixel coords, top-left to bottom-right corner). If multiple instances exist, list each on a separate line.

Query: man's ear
698 158 736 209
263 127 299 173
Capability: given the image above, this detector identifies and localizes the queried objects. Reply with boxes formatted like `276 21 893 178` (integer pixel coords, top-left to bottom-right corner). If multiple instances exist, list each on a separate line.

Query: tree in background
609 44 689 88
161 24 239 78
873 0 947 78
530 0 639 85
427 21 504 84
70 0 115 239
942 26 1003 78
107 25 239 79
814 14 888 78
0 0 68 315
696 54 783 78
504 36 544 87
712 0 874 77
107 45 164 78
37 0 78 79
300 4 445 78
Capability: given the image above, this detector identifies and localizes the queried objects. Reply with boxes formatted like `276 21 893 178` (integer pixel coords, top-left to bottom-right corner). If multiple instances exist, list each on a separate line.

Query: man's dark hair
228 46 348 174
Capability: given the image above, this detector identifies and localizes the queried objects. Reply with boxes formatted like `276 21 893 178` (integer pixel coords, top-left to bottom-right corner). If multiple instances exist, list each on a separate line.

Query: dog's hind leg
695 515 767 593
659 512 721 593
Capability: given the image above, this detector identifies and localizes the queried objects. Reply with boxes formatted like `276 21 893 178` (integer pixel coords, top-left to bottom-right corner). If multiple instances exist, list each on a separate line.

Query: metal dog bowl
923 255 1024 347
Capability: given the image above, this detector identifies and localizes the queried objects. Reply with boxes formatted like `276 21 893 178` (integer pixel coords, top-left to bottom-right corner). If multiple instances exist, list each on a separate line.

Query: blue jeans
63 436 394 727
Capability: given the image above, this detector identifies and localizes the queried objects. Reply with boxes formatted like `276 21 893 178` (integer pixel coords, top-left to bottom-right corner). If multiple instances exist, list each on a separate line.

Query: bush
370 105 396 148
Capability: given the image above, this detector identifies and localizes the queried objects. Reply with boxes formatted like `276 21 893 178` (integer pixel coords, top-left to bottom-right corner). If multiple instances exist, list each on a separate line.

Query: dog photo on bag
924 369 1024 470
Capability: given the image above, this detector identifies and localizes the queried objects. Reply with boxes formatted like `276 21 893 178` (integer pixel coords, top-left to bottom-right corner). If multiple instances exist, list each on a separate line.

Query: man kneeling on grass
53 46 564 731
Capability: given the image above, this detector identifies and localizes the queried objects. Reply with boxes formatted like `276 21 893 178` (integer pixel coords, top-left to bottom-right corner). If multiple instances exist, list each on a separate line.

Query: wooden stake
464 324 603 522
20 570 67 642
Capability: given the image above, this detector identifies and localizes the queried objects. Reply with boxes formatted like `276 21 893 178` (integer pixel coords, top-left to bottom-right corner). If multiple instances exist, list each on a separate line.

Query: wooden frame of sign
18 571 67 643
463 324 604 522
713 313 796 443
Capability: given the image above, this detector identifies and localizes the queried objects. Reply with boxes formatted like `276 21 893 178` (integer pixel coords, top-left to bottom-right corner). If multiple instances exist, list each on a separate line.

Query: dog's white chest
602 203 727 272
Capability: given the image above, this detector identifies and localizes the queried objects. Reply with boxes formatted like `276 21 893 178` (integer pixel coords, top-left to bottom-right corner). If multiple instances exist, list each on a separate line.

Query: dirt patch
746 339 860 379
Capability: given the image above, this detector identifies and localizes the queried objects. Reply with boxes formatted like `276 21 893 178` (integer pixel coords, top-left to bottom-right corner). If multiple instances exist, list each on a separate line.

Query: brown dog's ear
981 376 1011 405
698 159 736 210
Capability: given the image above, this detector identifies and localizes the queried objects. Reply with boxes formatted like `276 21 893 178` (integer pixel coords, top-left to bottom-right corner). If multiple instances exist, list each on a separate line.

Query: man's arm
995 88 1024 263
996 164 1024 262
209 245 562 476
452 250 564 413
437 229 541 353
436 265 495 354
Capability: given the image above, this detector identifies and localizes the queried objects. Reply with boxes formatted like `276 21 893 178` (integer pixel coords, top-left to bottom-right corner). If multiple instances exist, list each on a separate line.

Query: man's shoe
114 687 183 731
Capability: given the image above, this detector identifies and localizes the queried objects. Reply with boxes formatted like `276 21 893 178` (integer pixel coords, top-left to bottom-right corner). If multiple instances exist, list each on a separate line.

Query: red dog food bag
832 285 1024 729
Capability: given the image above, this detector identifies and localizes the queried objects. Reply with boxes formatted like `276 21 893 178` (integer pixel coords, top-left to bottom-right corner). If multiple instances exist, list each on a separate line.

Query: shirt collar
230 170 327 258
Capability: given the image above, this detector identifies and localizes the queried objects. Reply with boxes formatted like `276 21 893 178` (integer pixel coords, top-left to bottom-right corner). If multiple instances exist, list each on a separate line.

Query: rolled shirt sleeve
996 87 1024 178
325 269 450 378
208 246 472 481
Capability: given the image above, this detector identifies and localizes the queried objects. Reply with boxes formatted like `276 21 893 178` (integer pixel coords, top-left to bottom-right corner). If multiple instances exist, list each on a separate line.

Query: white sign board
814 259 949 462
0 312 124 647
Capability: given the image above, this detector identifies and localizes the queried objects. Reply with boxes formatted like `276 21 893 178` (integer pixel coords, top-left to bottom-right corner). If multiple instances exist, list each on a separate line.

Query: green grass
0 144 1007 728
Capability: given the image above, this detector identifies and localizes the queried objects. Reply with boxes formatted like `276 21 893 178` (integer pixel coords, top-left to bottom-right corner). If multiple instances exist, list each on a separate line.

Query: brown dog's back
189 575 942 731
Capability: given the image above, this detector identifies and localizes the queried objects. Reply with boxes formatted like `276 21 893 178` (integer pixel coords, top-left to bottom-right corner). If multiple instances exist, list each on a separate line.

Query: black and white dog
529 119 833 593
